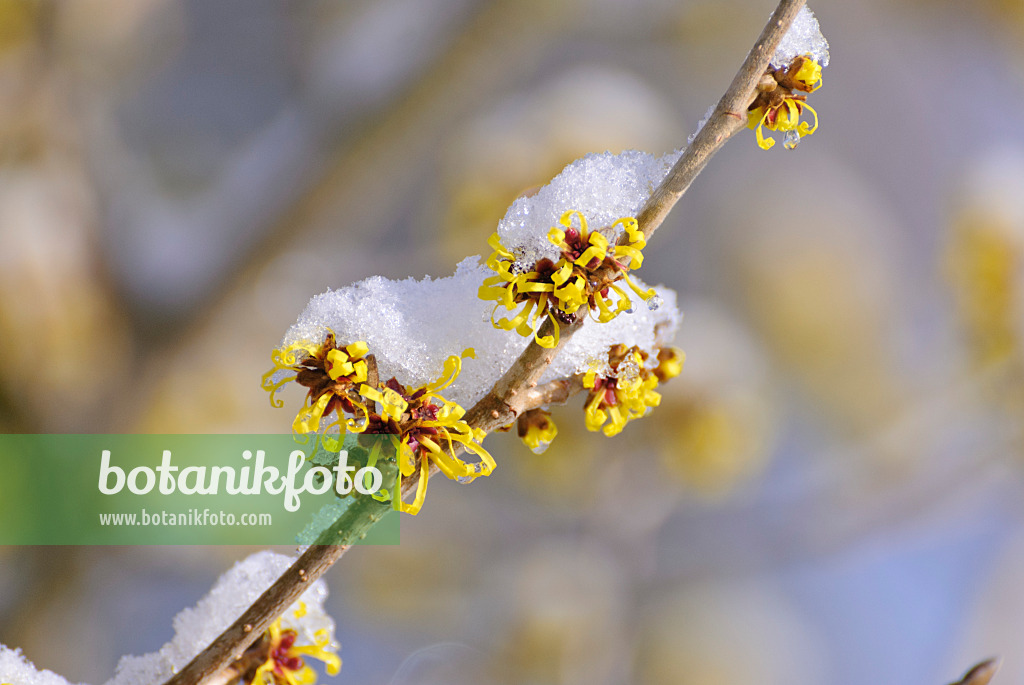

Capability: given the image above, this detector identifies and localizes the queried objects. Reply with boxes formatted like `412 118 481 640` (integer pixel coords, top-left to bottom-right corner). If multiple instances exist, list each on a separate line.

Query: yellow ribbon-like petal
261 340 324 407
395 443 430 515
291 630 342 676
360 384 408 422
426 349 475 393
753 108 774 150
792 56 823 91
558 209 589 238
548 226 566 246
553 275 587 313
293 393 332 434
604 404 626 436
797 102 819 137
326 348 353 380
534 308 559 348
521 414 558 452
261 372 297 408
576 231 609 267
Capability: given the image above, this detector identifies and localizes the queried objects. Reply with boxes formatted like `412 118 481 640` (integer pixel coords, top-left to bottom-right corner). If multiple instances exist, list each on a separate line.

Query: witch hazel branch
0 3 844 685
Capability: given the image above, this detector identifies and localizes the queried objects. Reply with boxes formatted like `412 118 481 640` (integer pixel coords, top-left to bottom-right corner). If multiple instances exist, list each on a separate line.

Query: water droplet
531 443 551 455
783 130 800 149
647 295 663 311
457 476 473 484
617 360 641 386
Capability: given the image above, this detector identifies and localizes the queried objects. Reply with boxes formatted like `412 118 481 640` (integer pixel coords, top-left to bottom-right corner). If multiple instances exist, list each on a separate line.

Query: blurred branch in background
949 658 1000 685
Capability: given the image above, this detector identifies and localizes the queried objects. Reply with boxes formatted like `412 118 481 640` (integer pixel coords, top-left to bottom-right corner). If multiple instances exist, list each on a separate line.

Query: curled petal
584 392 608 432
619 272 656 302
426 349 476 393
293 393 332 434
792 56 823 91
261 372 297 408
395 446 430 515
534 309 559 348
797 102 819 137
559 209 589 236
576 232 609 267
547 226 566 246
754 108 775 150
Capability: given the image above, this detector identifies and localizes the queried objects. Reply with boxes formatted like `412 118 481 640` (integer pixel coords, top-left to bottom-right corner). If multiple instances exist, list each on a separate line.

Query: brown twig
463 315 585 431
522 374 586 409
635 0 807 239
161 2 805 682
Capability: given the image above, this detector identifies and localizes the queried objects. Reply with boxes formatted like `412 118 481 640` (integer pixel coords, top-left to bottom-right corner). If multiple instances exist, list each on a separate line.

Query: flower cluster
582 344 684 436
263 335 493 515
360 352 495 515
261 333 372 434
480 209 656 348
241 602 341 685
266 151 685 511
747 54 823 150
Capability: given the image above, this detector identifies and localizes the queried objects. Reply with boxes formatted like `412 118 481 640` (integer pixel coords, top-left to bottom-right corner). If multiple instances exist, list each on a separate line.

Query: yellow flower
248 604 341 685
747 55 822 150
582 344 684 436
260 333 372 435
479 210 655 348
653 346 685 382
262 336 494 515
517 408 558 453
382 350 497 515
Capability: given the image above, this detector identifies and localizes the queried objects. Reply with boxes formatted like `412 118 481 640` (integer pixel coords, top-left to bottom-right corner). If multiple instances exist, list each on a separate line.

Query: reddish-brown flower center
272 630 305 673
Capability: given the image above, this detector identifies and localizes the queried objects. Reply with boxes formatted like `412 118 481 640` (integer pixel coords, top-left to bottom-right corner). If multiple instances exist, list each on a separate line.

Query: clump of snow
688 106 715 144
0 647 84 685
495 149 681 267
771 6 829 69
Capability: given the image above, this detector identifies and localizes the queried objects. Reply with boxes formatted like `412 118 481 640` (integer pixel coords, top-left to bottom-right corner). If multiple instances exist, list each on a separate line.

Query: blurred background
2 0 1024 683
